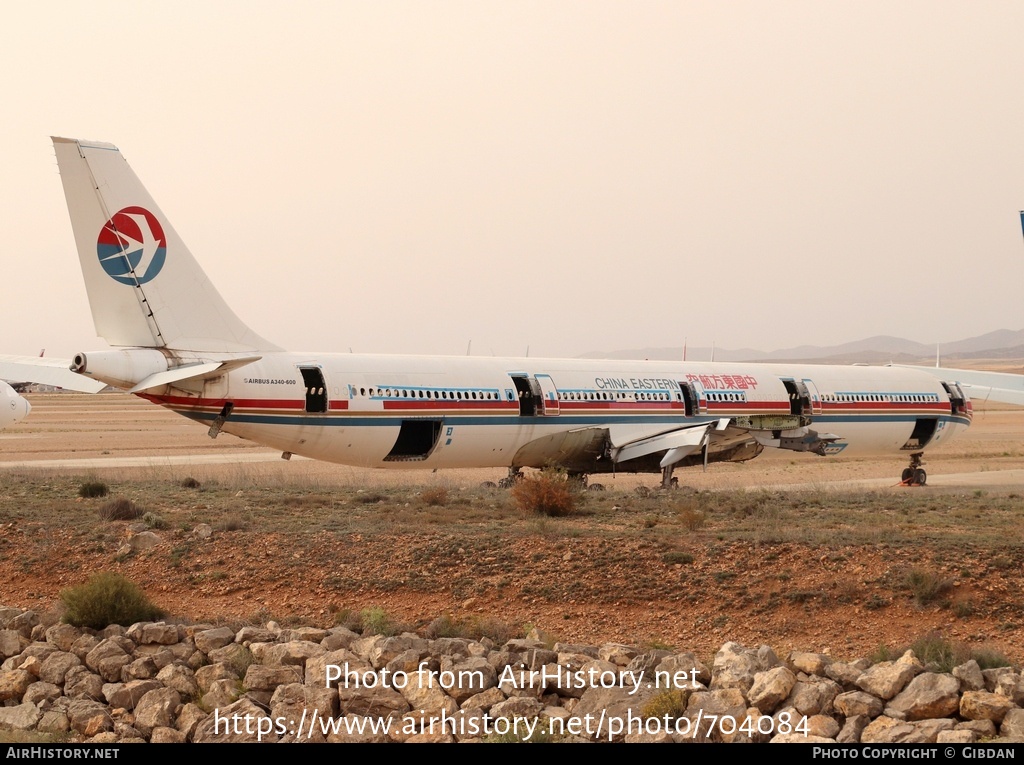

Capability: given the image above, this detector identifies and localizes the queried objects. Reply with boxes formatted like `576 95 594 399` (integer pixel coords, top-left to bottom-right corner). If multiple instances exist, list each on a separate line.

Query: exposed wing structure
0 355 107 393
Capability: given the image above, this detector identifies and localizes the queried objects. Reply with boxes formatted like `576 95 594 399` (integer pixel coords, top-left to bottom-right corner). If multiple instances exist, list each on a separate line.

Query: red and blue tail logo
96 207 167 285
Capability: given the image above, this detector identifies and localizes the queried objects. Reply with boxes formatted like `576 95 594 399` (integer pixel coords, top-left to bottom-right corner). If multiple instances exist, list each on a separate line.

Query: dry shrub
424 614 520 644
511 471 577 517
642 689 688 720
419 487 449 506
98 498 142 521
678 503 706 531
78 481 109 499
60 572 163 629
903 567 954 607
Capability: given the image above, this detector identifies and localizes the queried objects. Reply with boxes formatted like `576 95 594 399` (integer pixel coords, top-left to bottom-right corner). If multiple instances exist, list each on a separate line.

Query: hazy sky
3 1 1024 360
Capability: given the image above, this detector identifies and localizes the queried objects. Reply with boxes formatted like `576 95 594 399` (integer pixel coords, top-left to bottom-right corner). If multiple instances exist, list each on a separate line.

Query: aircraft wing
511 419 761 475
0 354 107 393
889 365 1024 406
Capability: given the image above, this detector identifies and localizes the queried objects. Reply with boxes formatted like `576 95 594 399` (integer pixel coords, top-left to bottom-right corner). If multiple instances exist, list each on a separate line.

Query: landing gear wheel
567 472 588 488
901 468 914 483
914 468 927 486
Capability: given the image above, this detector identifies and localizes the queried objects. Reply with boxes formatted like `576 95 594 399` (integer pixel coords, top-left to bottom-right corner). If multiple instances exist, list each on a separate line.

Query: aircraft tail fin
52 137 280 353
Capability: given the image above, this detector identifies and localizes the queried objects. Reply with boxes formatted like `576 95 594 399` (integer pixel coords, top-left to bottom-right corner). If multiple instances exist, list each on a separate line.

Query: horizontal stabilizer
128 356 261 393
0 355 107 393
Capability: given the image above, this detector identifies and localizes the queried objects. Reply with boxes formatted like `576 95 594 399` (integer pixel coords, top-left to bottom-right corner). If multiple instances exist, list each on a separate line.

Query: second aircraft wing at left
0 354 108 393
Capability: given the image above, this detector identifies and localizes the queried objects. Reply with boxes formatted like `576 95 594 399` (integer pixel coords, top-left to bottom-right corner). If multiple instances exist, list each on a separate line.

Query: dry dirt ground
1 391 1024 666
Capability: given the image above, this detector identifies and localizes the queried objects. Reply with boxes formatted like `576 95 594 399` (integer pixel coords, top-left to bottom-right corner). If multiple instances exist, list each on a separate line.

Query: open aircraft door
680 380 708 416
536 374 560 416
803 378 823 416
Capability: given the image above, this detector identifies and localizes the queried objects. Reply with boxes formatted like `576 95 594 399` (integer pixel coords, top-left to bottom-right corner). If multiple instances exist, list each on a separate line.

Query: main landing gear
498 467 523 489
660 465 680 490
900 452 927 486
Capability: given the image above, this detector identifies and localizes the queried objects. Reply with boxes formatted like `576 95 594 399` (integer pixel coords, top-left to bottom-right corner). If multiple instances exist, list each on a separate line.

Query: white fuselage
136 352 972 473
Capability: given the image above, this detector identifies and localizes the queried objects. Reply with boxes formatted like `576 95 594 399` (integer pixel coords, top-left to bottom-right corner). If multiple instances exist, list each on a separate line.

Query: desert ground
1 390 1023 665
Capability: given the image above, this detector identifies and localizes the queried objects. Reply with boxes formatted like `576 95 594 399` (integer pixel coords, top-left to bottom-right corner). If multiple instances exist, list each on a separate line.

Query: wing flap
610 419 729 465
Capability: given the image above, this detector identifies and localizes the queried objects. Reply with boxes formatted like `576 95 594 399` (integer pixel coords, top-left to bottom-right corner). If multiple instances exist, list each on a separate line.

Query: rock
133 687 182 737
194 627 235 653
855 651 922 700
834 690 883 718
0 669 32 701
788 651 831 676
960 690 1014 722
0 702 42 731
748 666 797 713
885 672 960 721
711 642 760 694
953 660 986 692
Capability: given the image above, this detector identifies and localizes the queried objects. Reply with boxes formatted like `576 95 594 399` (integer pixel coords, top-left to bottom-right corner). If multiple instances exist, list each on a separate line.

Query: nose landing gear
900 453 927 486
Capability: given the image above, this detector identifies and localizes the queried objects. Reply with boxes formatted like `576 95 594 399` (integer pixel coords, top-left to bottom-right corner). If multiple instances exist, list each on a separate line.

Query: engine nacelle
1 381 31 428
71 349 170 390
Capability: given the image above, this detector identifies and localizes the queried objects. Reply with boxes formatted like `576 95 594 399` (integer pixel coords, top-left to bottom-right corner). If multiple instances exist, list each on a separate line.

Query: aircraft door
802 379 823 416
510 374 541 417
299 366 328 413
535 374 560 416
941 382 968 416
679 381 707 416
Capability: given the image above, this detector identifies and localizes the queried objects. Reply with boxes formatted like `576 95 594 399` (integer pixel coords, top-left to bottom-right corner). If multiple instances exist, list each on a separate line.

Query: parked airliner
43 137 977 487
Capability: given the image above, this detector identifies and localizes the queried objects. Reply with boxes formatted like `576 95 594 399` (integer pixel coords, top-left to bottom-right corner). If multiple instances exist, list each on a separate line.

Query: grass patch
662 551 694 565
423 614 521 644
359 606 406 637
872 631 1012 673
903 567 954 607
98 498 142 521
60 572 164 629
678 503 706 531
419 487 450 506
214 515 248 532
142 512 169 530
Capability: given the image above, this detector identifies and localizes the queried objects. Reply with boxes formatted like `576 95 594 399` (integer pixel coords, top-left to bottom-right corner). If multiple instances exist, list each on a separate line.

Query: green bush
60 572 164 629
360 606 403 636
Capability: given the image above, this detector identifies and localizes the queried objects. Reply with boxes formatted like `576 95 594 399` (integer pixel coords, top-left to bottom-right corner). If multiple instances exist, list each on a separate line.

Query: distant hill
580 329 1024 364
